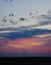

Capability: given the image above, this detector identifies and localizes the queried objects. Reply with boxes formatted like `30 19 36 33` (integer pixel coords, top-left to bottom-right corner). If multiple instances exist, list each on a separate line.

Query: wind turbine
48 48 49 56
48 47 50 57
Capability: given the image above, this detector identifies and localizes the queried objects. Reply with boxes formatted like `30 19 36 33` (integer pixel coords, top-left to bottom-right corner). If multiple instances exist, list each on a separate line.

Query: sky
0 0 51 57
0 0 51 30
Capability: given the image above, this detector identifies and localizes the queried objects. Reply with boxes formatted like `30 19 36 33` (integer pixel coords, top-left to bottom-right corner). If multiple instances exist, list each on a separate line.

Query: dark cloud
5 0 13 2
2 17 7 22
2 15 17 25
35 11 39 13
29 13 33 15
10 20 14 23
9 20 17 25
45 16 51 19
18 17 27 22
35 10 51 26
9 13 14 17
39 21 51 26
41 14 51 19
40 10 51 20
0 28 51 40
10 20 15 24
41 14 46 18
29 12 35 18
29 11 39 19
11 13 14 16
10 0 13 2
0 28 18 31
29 11 39 16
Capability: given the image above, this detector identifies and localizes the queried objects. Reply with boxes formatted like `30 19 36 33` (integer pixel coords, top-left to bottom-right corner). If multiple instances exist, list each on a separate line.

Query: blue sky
0 0 51 30
0 0 51 16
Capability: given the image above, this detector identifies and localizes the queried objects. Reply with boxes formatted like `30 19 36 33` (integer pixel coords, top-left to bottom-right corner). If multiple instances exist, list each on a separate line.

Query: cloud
9 19 17 25
35 11 39 14
29 12 33 16
2 14 17 25
43 10 51 19
10 0 13 2
47 9 51 15
0 28 51 40
29 11 39 19
29 11 39 15
10 20 14 24
1 9 51 30
35 10 51 27
2 16 7 22
26 10 51 28
18 17 27 22
0 27 22 31
5 0 13 2
40 14 51 20
9 13 14 17
39 21 51 26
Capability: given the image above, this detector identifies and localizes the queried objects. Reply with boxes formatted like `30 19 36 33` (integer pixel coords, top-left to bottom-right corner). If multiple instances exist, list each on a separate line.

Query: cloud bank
0 9 51 30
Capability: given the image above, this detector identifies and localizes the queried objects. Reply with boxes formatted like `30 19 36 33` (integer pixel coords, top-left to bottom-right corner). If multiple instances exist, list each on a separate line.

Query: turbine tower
48 48 49 56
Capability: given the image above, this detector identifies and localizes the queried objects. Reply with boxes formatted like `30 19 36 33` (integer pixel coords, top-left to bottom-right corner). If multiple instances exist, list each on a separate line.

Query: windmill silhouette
48 48 49 57
23 49 25 56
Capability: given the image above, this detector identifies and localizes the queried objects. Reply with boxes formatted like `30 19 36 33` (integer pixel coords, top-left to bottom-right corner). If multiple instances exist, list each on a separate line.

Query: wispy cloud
2 14 17 25
0 10 51 30
34 10 51 27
